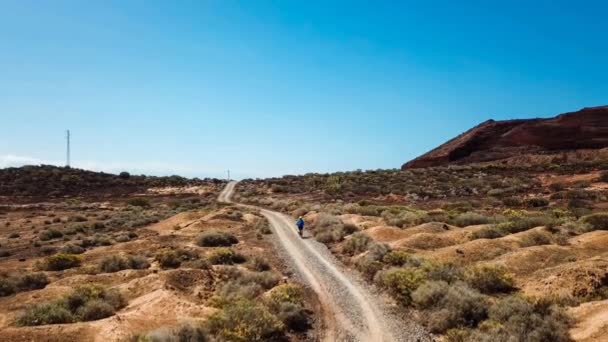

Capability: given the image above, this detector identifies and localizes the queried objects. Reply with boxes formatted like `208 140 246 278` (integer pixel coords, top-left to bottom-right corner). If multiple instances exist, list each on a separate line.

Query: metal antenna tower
227 169 230 181
66 130 71 167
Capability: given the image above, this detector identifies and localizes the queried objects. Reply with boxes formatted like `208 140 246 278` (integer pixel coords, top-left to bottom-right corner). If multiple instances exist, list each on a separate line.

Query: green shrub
197 231 238 247
127 198 151 207
478 296 573 342
77 299 115 321
207 298 285 341
155 248 198 269
451 212 492 227
341 223 359 235
525 197 550 208
61 244 85 254
0 278 16 296
342 232 371 255
464 265 515 294
581 213 608 230
43 254 81 271
207 248 246 265
99 255 149 273
383 250 418 267
15 273 49 291
17 302 74 326
378 268 426 306
412 281 488 333
39 229 63 241
248 256 271 272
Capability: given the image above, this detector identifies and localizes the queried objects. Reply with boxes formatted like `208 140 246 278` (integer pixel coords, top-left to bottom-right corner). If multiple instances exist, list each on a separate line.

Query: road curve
218 181 429 342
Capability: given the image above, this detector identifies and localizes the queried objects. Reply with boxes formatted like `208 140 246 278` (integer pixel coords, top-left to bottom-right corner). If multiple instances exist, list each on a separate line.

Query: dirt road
218 181 429 342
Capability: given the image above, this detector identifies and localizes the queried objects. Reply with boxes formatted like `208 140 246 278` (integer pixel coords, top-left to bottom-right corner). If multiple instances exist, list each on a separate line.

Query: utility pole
66 130 71 168
227 169 230 181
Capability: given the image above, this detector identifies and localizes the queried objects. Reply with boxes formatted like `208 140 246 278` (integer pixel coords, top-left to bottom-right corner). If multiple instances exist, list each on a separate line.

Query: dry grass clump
99 255 150 273
196 231 238 247
17 284 125 326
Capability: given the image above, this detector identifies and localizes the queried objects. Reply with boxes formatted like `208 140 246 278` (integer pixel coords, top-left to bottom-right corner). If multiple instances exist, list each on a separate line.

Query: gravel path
219 182 431 342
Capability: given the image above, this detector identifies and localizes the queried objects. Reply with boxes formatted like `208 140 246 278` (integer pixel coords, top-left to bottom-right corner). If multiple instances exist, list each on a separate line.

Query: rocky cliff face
402 106 608 169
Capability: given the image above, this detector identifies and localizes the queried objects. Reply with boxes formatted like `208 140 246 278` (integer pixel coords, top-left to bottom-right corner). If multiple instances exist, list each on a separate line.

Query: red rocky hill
402 105 608 169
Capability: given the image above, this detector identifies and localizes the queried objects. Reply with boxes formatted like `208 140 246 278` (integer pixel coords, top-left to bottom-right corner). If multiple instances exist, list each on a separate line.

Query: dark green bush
127 198 151 207
42 254 81 271
15 273 49 291
39 229 63 241
581 213 608 230
207 248 246 265
197 231 238 247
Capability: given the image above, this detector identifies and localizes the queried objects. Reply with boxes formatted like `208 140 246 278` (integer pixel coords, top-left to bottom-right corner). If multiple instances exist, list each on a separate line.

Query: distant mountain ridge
402 105 608 169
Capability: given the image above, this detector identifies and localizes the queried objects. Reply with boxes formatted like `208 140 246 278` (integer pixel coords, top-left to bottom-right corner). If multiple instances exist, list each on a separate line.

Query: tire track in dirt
218 181 430 342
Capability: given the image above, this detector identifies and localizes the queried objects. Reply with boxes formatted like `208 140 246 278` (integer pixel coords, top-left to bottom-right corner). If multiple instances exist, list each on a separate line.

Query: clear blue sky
1 1 606 179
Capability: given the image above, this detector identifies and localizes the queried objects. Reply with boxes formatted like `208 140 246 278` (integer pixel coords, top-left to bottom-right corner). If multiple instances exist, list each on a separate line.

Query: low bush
472 296 573 342
451 212 492 227
99 255 150 273
207 298 285 341
15 273 49 291
127 198 151 207
18 284 125 326
412 281 489 333
248 256 271 272
520 230 552 247
342 232 371 256
156 249 199 269
61 244 85 254
580 213 608 230
525 197 550 208
41 254 81 271
383 250 419 267
207 248 246 265
464 265 515 294
0 278 16 296
39 229 63 241
377 267 426 306
196 231 238 247
136 324 210 342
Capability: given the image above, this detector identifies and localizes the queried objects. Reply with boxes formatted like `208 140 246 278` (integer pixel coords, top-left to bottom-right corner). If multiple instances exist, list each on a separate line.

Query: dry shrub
207 248 246 265
413 281 488 333
99 255 150 273
197 231 238 247
464 265 515 294
470 296 573 342
580 212 608 230
520 230 552 247
207 298 284 341
18 284 125 326
342 232 371 256
377 267 426 306
41 253 81 271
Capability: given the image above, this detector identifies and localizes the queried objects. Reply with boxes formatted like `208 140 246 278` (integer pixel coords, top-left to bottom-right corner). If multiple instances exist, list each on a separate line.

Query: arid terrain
235 116 608 342
0 166 320 342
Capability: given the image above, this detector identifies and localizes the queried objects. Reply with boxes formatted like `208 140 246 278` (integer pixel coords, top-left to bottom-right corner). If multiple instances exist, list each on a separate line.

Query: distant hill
0 165 224 198
402 106 608 169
